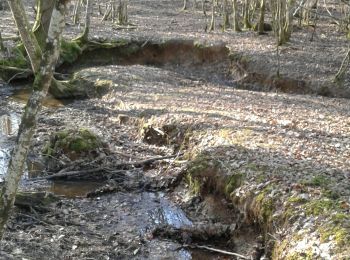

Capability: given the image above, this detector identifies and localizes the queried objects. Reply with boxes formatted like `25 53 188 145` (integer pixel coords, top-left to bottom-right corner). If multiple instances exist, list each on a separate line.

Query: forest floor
0 0 350 259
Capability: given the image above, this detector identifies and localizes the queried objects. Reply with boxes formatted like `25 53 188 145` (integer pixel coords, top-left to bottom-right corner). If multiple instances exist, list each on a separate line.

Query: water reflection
0 113 20 178
10 88 73 108
1 115 12 135
0 87 73 180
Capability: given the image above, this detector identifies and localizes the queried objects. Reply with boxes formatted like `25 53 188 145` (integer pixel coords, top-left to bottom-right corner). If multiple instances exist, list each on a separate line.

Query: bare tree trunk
32 0 56 48
182 0 187 10
334 46 350 82
257 0 266 34
6 0 42 72
117 0 128 25
272 0 294 45
0 0 66 239
202 0 206 15
232 0 241 32
209 0 215 31
0 31 5 52
223 0 230 30
243 0 252 29
79 0 93 41
73 0 82 24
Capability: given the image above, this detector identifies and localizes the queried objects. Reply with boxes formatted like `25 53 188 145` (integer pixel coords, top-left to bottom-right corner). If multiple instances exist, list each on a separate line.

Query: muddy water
10 88 73 108
49 181 104 198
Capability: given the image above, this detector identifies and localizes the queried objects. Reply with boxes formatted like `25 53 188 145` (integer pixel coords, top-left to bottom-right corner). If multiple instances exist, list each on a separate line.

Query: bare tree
257 0 266 34
0 0 67 239
77 0 93 41
6 0 42 72
32 0 56 48
232 0 241 32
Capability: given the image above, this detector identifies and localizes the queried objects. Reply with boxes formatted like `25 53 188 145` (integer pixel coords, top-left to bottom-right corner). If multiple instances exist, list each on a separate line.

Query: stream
0 85 238 259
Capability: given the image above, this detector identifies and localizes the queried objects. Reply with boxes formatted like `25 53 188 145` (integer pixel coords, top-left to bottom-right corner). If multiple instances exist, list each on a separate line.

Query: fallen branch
2 36 20 41
32 154 179 181
114 154 181 168
183 244 250 259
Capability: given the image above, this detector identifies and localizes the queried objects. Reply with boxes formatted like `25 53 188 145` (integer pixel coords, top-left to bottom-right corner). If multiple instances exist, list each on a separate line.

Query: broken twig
183 244 250 259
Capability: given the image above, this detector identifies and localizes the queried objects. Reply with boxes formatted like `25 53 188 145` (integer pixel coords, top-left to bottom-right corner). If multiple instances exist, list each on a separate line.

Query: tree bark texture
0 0 66 239
6 0 42 72
32 0 56 48
79 0 93 41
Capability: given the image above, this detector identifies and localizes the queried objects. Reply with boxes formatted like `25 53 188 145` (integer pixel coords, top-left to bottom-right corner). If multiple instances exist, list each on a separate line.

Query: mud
0 82 258 259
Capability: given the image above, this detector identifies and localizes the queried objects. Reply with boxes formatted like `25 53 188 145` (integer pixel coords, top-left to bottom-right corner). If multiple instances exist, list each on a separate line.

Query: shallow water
49 181 104 198
0 112 20 179
10 88 73 108
0 86 71 182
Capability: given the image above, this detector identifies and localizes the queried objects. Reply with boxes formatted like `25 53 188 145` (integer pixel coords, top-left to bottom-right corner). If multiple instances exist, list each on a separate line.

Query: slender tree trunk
243 0 252 29
223 0 230 30
258 0 265 34
79 0 93 41
202 0 206 15
0 31 5 52
209 0 215 31
6 0 42 72
334 46 350 82
0 0 66 239
232 0 241 32
32 0 55 48
73 0 82 24
182 0 187 10
117 0 128 25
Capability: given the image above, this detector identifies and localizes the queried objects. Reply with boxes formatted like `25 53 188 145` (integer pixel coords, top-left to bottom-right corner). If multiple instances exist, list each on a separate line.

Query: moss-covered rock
43 128 108 171
185 152 244 197
50 72 112 99
43 128 103 155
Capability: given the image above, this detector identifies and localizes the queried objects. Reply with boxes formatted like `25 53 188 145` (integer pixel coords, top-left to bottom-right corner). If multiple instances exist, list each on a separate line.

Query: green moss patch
0 44 30 80
43 128 105 159
185 152 244 197
60 40 82 64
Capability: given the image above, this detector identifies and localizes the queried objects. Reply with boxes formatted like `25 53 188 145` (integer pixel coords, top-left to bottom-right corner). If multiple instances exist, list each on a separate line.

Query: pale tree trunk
223 0 230 30
202 0 206 15
209 0 215 31
79 0 93 41
232 0 241 32
6 0 42 72
73 0 82 24
257 0 266 34
117 0 128 25
272 0 294 45
0 0 66 239
182 0 187 10
32 0 56 48
243 0 252 29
